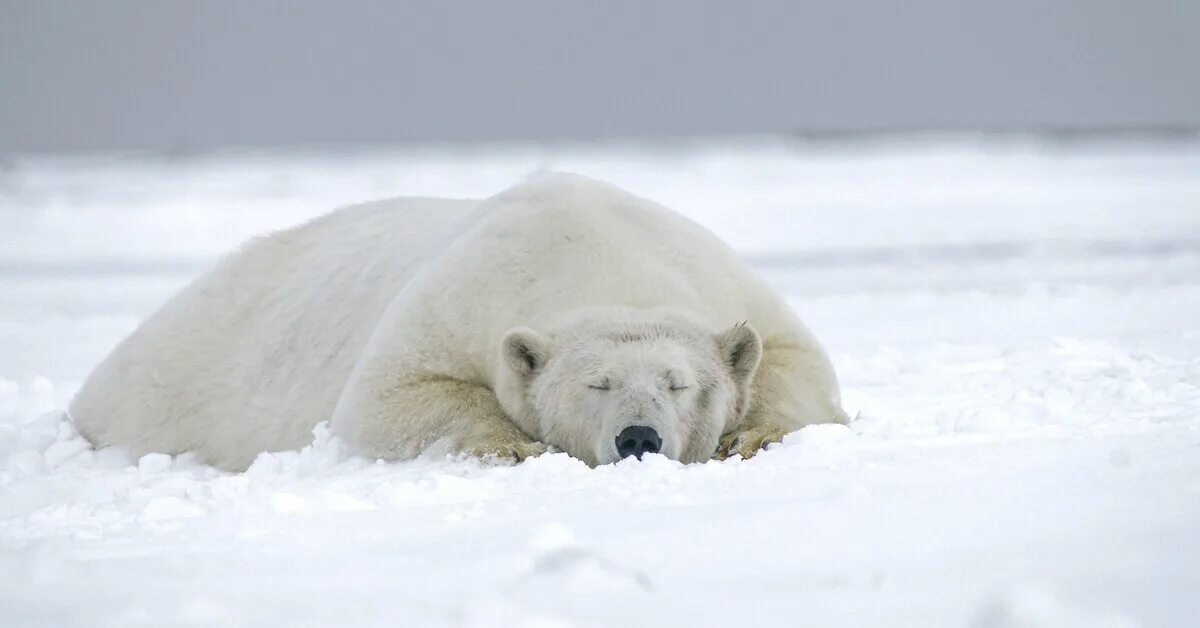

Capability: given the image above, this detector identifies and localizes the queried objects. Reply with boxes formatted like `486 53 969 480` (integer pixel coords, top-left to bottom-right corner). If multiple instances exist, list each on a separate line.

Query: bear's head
494 312 762 465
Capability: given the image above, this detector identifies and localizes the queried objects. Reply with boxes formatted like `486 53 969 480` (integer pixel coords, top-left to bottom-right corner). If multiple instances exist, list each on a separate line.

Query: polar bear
70 173 847 470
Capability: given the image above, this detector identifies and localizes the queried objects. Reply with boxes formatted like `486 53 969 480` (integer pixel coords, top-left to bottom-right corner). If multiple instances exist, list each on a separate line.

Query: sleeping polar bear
71 173 848 470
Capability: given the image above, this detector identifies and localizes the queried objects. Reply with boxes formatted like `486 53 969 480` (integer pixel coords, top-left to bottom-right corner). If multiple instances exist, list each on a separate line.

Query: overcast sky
2 0 1197 155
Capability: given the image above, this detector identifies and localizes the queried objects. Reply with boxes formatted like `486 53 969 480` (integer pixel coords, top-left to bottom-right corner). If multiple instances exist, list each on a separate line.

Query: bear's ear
716 322 762 387
502 327 549 377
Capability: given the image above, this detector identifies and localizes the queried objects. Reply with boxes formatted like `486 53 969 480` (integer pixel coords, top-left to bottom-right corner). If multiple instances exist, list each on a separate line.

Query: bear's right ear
502 327 549 377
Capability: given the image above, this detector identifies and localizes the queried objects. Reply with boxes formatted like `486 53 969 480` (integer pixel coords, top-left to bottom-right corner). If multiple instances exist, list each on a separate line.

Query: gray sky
2 0 1198 155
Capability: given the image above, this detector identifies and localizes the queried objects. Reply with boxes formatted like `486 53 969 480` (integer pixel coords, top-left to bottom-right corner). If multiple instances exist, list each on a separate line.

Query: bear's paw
462 437 549 465
713 423 790 461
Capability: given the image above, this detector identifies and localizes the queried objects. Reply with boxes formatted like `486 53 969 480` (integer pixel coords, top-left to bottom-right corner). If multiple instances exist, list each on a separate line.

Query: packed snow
2 137 1199 627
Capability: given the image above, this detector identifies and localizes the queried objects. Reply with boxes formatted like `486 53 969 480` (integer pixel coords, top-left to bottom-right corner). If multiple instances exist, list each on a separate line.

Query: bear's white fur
71 173 847 470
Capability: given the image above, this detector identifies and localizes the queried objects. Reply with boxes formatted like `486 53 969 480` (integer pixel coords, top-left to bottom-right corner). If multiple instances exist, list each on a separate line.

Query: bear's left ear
502 327 549 377
716 322 762 387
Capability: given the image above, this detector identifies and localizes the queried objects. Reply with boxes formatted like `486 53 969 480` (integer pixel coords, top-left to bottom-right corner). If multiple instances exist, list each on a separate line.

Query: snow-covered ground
2 137 1198 627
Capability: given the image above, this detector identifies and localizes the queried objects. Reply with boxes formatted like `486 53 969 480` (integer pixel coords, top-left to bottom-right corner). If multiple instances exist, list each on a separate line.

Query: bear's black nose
616 425 662 460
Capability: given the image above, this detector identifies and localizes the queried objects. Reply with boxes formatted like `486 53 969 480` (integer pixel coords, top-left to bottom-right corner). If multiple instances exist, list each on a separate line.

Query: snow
2 137 1199 627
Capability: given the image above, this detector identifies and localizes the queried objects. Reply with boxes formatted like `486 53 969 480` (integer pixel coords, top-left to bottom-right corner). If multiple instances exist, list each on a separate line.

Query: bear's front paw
462 438 548 464
713 423 790 461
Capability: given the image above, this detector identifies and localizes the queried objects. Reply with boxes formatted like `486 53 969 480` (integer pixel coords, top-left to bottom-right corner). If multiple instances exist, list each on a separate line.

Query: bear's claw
713 424 789 461
463 439 549 464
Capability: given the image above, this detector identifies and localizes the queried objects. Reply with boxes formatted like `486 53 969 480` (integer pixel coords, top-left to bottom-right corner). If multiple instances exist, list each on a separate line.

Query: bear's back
71 196 479 469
